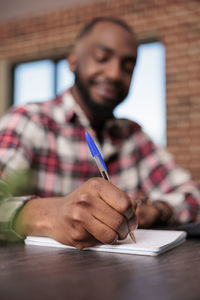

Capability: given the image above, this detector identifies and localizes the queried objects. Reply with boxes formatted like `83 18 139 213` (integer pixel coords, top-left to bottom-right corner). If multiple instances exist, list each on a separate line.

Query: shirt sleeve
135 131 200 223
0 107 42 241
0 197 26 242
0 106 36 175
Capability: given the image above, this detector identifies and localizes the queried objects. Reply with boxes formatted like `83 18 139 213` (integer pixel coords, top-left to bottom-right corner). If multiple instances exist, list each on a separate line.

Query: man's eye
123 61 135 74
94 51 109 62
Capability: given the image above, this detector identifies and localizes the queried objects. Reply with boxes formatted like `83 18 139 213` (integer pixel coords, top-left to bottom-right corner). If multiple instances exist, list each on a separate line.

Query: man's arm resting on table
14 178 138 249
0 189 173 244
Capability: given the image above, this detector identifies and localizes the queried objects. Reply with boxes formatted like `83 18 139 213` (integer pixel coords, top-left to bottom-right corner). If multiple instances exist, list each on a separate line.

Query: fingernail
125 205 134 219
111 235 118 244
129 218 138 231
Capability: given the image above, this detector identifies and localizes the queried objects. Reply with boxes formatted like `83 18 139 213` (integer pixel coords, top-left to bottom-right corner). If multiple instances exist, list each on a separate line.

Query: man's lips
94 83 119 100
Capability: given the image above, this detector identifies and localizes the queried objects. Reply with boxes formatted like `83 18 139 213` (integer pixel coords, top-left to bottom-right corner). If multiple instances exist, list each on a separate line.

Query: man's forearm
14 197 62 238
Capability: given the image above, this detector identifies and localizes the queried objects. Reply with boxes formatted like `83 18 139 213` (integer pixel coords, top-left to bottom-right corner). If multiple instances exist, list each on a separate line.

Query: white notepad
25 229 187 256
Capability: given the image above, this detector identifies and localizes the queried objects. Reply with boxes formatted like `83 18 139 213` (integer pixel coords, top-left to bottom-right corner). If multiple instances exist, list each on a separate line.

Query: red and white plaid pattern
0 89 199 223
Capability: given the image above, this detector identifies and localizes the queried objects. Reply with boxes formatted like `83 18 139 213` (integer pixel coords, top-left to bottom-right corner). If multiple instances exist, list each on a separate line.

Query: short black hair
76 16 136 41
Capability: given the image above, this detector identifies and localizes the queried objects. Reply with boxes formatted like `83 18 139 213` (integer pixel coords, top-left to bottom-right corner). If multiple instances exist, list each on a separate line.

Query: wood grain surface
0 239 200 300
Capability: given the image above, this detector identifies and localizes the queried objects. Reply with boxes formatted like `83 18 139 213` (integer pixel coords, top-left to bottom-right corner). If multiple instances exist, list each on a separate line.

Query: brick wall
0 0 200 182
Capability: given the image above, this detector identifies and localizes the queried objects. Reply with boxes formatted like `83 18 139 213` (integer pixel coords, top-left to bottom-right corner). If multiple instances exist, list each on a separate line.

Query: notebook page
117 229 186 251
25 229 186 256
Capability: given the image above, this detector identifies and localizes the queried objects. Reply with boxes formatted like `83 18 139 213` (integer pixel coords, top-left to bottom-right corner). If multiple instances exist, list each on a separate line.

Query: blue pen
85 131 110 182
85 131 136 243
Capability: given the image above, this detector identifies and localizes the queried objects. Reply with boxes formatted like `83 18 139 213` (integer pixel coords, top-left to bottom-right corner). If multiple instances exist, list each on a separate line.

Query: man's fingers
129 196 137 209
127 215 138 231
87 178 135 219
72 206 118 245
73 236 100 250
90 197 130 240
67 178 137 246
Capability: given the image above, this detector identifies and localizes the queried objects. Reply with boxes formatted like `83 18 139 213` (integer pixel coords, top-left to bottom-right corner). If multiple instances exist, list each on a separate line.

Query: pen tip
130 231 136 243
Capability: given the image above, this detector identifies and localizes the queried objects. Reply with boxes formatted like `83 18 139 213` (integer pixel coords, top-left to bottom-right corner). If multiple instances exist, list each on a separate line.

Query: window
115 42 166 146
12 42 166 146
13 59 74 105
56 59 74 95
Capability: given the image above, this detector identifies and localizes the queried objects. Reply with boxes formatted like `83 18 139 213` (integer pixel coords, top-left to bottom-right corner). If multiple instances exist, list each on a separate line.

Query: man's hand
136 204 160 228
15 178 137 249
135 202 173 228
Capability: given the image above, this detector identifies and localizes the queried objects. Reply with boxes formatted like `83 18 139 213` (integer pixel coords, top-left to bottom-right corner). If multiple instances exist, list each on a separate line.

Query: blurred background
0 0 199 182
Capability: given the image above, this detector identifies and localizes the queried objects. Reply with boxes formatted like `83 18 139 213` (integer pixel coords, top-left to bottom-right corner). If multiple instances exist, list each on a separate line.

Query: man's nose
105 60 121 82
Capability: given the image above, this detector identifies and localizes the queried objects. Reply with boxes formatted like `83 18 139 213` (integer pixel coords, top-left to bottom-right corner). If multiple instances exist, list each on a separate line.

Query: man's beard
74 69 126 118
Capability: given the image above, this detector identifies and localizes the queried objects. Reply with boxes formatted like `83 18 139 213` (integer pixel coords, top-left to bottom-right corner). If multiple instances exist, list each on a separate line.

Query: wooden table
0 238 200 300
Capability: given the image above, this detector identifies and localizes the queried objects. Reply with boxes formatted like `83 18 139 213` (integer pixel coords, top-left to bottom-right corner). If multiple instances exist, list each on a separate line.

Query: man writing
0 17 199 248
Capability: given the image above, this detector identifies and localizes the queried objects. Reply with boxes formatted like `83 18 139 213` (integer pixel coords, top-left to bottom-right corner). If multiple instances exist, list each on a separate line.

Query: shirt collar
62 89 91 128
61 88 140 159
62 89 135 135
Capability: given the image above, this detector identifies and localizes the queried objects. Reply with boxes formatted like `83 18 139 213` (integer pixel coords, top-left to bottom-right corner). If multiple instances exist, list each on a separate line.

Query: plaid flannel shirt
0 89 199 235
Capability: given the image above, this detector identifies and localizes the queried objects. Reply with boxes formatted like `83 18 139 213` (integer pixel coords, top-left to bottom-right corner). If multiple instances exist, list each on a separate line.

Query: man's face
72 21 138 115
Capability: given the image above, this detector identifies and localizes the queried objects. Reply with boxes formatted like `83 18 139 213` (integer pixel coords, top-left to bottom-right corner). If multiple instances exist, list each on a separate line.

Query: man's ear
68 51 77 73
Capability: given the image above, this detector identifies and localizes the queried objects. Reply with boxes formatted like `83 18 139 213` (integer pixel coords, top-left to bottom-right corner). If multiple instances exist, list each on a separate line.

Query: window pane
56 59 74 95
114 42 166 146
14 60 55 105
